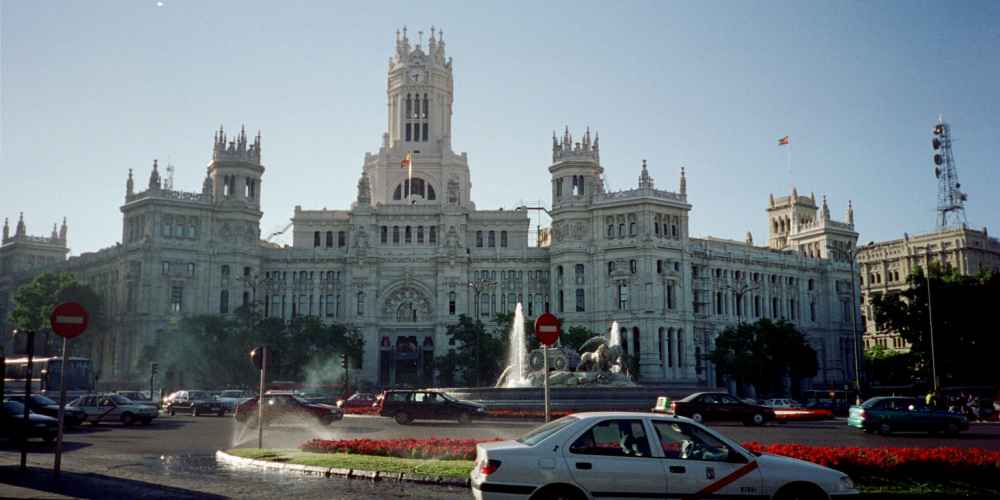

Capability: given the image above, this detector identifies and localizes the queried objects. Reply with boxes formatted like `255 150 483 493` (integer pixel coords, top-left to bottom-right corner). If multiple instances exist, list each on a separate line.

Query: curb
214 450 470 488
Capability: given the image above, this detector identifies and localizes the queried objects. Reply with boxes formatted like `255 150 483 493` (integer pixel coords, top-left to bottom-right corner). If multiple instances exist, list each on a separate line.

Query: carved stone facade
1 29 862 391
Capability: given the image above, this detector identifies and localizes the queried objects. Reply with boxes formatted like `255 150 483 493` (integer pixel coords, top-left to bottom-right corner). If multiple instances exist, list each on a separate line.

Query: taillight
670 402 677 414
479 459 502 476
858 409 866 419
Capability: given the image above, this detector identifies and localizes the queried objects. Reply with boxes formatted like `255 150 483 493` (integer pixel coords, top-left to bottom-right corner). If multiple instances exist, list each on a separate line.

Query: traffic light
151 363 159 376
340 353 348 370
250 346 265 371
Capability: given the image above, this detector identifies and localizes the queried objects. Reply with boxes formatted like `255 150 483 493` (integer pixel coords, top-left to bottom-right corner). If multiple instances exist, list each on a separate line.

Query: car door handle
575 462 592 470
669 465 686 474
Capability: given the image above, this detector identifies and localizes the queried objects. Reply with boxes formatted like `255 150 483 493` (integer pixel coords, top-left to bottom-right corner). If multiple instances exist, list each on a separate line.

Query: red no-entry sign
534 312 561 347
50 302 89 339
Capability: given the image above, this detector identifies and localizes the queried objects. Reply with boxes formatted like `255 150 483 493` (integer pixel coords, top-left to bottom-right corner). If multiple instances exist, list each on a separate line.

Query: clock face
408 70 422 82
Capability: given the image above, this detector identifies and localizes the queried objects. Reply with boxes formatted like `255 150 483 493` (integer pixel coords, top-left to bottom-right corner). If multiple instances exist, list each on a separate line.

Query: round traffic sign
534 312 561 346
50 302 89 339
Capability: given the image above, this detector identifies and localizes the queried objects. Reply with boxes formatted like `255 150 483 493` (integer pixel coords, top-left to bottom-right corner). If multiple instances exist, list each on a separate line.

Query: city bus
3 356 95 399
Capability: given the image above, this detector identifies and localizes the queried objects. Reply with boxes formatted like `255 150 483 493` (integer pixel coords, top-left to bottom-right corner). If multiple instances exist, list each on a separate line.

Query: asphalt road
2 414 999 499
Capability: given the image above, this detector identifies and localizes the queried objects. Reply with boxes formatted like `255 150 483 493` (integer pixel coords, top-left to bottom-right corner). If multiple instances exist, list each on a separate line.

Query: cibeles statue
495 333 634 388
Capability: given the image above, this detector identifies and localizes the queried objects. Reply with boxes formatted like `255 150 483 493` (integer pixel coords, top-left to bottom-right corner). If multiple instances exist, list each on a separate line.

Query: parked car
163 390 226 417
471 412 859 500
114 391 159 409
337 392 375 409
6 394 87 427
234 391 343 426
71 394 159 426
377 389 486 425
659 392 776 426
216 390 253 412
763 398 804 408
848 396 969 435
1 400 58 443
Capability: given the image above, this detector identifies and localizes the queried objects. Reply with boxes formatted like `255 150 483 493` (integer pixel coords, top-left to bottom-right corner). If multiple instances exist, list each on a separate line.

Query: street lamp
720 272 760 325
467 278 497 387
237 271 276 320
829 243 863 405
917 246 939 393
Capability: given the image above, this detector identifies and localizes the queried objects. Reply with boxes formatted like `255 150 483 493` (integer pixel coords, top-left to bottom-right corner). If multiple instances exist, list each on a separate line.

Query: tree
9 272 82 356
436 314 503 386
560 325 601 352
708 319 818 397
872 265 999 386
864 344 919 386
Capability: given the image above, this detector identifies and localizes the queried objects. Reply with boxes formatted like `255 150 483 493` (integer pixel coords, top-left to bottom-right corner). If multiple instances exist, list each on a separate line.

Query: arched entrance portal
377 285 436 387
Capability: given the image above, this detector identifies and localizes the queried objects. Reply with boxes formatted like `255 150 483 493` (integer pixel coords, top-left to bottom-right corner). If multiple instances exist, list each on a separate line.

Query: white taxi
471 412 858 500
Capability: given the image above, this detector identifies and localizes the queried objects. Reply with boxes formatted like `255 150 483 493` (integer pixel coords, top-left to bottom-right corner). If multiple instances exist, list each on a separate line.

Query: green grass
227 448 474 479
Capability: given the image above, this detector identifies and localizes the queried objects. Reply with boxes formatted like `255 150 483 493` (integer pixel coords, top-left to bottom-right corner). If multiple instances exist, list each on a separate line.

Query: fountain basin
432 385 704 412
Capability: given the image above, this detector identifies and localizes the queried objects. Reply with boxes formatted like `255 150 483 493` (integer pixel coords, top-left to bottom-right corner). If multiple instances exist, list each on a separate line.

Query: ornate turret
638 159 654 189
551 126 600 163
212 124 262 164
847 200 854 227
149 160 161 190
202 168 213 195
680 166 687 197
15 212 26 237
126 168 134 196
357 170 372 205
60 217 67 241
746 231 754 246
821 195 830 220
2 217 9 241
51 223 58 240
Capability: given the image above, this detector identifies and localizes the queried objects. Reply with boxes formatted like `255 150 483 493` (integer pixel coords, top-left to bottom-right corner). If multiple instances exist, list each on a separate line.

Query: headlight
476 407 486 413
839 475 855 491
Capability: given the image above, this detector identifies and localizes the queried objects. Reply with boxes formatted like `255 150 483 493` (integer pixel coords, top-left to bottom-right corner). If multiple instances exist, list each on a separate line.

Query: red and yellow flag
400 151 412 168
778 136 790 146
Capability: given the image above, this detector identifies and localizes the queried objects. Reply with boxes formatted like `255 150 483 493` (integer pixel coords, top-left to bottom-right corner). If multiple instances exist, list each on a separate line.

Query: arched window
448 292 456 315
356 292 365 316
480 294 490 316
338 231 346 247
488 231 496 247
219 290 229 314
558 290 564 313
405 94 412 119
381 226 388 243
313 231 321 248
658 327 665 362
429 226 437 244
500 231 508 247
393 226 400 244
608 261 615 275
476 231 483 247
405 226 412 243
575 288 585 312
422 94 429 119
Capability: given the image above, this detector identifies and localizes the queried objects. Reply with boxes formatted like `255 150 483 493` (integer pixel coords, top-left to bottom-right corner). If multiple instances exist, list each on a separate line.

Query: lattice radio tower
931 117 968 229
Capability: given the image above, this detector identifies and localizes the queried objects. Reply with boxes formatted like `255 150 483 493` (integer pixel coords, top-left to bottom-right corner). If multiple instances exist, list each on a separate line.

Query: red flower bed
301 437 1000 482
300 437 502 460
743 442 1000 481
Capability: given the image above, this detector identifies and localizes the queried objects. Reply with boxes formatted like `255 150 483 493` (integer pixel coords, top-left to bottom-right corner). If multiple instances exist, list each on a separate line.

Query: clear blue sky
3 0 998 254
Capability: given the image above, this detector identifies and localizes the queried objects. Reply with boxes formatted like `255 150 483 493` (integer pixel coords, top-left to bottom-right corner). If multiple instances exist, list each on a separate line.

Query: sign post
49 302 90 477
534 312 561 423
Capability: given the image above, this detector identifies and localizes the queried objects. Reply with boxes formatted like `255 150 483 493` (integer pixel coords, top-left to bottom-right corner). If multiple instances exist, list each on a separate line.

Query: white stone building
1 29 861 390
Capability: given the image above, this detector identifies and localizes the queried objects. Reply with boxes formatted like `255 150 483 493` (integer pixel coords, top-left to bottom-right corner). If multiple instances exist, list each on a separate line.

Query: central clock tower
386 26 454 153
361 27 471 208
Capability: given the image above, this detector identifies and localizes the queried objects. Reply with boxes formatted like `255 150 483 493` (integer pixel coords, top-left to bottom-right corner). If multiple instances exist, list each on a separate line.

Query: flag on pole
400 151 412 168
778 136 790 146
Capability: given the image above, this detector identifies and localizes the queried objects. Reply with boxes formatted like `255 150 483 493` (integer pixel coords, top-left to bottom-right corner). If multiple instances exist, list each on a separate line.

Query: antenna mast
931 117 967 229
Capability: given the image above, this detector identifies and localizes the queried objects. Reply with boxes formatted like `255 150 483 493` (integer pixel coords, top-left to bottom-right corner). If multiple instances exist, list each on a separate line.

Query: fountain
495 313 633 388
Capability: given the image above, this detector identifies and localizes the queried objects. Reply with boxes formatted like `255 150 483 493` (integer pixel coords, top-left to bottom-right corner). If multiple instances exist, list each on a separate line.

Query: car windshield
111 395 134 405
438 392 457 402
517 416 579 446
31 395 58 405
221 391 244 398
188 391 210 400
291 395 311 404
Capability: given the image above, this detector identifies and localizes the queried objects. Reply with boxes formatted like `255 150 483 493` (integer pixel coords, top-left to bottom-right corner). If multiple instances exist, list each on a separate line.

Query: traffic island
217 449 472 487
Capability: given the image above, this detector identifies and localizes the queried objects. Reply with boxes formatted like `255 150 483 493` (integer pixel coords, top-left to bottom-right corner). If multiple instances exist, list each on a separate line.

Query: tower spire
847 200 855 227
680 166 687 196
60 216 67 240
149 159 162 190
126 168 134 196
16 212 26 236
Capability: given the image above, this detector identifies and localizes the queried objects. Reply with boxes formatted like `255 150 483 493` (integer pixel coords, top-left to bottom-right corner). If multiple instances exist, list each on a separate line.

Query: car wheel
140 418 152 425
320 415 335 426
121 413 135 427
878 422 892 435
751 413 765 426
192 407 200 417
217 410 225 417
530 485 587 500
457 412 471 425
394 412 411 425
774 482 828 500
691 413 704 423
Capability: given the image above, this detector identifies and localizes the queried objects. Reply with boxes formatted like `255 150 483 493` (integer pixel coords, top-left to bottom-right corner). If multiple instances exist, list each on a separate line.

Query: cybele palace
0 28 862 390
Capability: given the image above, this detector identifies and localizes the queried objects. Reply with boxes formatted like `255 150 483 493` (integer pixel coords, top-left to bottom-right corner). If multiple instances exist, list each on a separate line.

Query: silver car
72 394 159 426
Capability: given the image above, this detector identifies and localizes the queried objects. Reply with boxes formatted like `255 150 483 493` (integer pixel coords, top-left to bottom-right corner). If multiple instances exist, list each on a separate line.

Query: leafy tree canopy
708 319 818 396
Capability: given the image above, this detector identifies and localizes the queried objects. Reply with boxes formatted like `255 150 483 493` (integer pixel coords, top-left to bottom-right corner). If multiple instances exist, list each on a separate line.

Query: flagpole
407 160 413 202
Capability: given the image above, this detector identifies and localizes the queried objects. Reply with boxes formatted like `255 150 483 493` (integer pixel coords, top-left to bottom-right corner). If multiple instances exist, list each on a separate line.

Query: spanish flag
400 151 412 168
778 136 790 146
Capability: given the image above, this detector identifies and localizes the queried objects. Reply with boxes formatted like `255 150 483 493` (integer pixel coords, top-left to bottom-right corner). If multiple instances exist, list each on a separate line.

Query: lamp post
467 278 496 387
831 243 863 405
720 273 760 325
919 246 939 393
237 271 276 318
